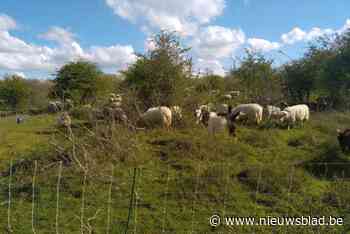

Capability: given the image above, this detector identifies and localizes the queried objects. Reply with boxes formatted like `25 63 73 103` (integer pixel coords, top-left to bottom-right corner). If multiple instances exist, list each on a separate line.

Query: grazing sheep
337 129 350 153
208 116 228 135
265 105 281 120
231 103 263 125
270 110 287 121
280 104 310 129
139 106 172 129
208 110 241 136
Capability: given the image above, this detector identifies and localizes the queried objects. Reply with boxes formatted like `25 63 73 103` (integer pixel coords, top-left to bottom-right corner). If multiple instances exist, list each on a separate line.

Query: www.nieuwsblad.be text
209 215 344 227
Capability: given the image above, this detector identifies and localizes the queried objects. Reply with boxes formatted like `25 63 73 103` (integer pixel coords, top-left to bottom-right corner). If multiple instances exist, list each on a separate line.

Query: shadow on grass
303 142 350 179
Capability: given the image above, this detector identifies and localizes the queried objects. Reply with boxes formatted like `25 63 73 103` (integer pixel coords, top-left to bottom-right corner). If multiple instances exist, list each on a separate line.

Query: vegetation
0 75 31 110
52 61 103 104
0 112 349 233
283 31 350 108
0 30 350 233
230 50 283 104
123 30 192 109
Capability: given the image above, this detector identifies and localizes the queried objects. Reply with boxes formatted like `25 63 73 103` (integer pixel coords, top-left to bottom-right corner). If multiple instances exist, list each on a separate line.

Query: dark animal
307 101 318 112
337 129 350 153
16 116 23 124
227 106 241 136
280 101 288 110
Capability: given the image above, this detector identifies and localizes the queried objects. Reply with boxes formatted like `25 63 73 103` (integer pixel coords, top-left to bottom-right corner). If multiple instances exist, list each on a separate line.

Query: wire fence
0 160 349 233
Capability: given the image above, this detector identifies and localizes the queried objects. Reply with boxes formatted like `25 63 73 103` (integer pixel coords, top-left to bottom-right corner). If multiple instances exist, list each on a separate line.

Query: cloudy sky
0 0 349 78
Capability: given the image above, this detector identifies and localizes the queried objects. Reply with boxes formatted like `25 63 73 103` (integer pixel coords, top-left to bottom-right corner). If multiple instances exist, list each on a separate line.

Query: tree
282 30 350 108
0 75 31 109
52 61 102 104
283 58 317 103
123 30 192 108
195 74 225 93
95 74 122 99
25 79 53 108
322 30 350 108
230 50 282 104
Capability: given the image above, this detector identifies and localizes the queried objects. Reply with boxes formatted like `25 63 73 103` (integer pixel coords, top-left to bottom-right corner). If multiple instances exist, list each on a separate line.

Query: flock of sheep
53 92 350 153
56 93 309 134
194 103 309 135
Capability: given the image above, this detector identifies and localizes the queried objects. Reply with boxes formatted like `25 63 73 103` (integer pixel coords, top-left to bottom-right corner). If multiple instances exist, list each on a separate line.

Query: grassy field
0 114 57 166
0 112 349 233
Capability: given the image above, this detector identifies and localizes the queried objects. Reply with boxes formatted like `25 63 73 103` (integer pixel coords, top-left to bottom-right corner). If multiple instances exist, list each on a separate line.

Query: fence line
161 165 170 233
7 157 13 233
106 165 114 234
56 161 63 234
125 168 137 234
0 160 349 233
80 169 87 234
32 160 37 234
190 163 201 234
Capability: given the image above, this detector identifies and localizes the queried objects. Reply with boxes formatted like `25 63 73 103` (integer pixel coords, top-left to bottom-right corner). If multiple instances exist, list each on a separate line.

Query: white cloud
281 25 336 45
0 29 54 71
281 27 307 45
13 72 26 78
305 27 334 41
195 58 226 76
337 19 350 34
40 26 76 45
87 45 137 69
193 25 245 59
105 0 225 36
0 20 136 73
247 38 281 52
0 14 16 31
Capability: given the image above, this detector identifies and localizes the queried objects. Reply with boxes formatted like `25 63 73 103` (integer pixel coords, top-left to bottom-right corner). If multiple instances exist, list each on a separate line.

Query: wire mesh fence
0 160 349 233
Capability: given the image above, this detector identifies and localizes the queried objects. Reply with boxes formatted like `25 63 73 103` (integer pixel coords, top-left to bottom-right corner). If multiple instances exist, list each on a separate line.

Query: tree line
0 29 350 112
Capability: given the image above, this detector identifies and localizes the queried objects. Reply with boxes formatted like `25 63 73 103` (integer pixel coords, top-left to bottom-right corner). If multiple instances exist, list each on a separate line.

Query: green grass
0 112 349 233
0 114 57 164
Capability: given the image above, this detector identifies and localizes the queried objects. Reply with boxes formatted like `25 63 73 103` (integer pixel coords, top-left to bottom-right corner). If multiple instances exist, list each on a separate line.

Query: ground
0 112 349 233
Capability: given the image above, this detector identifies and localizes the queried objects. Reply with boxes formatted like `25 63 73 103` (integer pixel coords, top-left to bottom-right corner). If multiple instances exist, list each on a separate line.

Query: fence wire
0 160 349 233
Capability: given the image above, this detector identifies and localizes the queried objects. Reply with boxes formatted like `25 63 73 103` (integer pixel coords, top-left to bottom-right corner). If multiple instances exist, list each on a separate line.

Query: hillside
0 112 349 233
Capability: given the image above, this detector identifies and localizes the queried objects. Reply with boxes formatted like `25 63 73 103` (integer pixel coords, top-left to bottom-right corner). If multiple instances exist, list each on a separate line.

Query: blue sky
0 0 349 78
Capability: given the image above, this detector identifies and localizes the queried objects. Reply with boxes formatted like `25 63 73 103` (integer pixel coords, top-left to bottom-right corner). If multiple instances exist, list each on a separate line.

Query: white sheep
208 110 242 135
280 104 310 129
232 103 263 125
265 105 281 120
140 106 172 129
208 115 228 135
